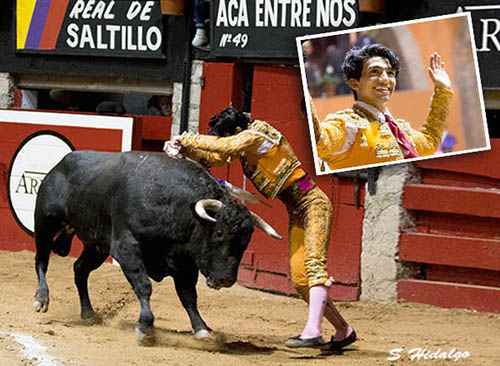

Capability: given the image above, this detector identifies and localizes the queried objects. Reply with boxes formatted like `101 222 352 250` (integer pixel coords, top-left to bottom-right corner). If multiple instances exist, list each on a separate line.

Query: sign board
0 110 133 240
8 132 74 233
16 0 165 58
211 0 360 58
459 3 500 89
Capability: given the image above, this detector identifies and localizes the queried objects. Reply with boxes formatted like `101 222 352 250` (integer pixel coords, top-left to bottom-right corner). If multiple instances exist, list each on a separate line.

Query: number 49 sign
218 32 249 48
211 0 359 58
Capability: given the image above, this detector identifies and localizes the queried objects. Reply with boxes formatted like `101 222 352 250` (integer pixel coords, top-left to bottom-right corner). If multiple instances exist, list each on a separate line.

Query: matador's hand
163 136 182 157
428 52 451 89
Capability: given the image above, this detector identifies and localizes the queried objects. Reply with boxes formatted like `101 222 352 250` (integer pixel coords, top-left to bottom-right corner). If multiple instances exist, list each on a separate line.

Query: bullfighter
166 107 356 350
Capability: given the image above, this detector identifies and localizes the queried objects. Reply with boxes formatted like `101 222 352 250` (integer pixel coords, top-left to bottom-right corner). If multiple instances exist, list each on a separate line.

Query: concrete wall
0 73 14 109
171 60 203 136
360 164 419 301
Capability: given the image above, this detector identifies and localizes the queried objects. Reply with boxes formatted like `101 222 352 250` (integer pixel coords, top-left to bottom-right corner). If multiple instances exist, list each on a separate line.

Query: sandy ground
0 250 499 366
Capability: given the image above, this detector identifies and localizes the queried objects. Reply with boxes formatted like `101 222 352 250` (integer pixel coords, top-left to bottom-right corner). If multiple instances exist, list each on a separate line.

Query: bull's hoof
33 291 49 313
194 329 212 339
81 311 102 325
135 326 156 347
33 299 49 313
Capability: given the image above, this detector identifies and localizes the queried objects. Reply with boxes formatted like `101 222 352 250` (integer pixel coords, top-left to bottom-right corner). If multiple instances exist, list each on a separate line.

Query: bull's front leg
111 233 155 346
173 270 212 339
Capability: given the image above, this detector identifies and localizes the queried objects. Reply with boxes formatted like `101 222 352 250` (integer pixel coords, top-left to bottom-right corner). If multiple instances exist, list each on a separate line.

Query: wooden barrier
399 139 500 313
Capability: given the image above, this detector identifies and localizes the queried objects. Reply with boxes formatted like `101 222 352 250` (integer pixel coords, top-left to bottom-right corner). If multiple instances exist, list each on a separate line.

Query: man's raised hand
428 52 451 89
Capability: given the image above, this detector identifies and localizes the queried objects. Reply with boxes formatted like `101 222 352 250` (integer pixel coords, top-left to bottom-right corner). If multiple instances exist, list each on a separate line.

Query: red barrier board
400 140 500 312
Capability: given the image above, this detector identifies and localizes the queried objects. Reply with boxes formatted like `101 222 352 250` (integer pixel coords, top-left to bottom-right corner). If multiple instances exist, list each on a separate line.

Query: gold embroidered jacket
179 120 304 199
315 86 453 170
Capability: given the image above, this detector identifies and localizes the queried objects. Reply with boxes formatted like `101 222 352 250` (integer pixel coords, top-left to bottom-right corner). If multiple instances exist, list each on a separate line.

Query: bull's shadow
154 327 340 358
114 320 275 355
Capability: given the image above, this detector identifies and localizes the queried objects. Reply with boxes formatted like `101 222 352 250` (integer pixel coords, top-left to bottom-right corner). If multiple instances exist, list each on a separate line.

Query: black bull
33 151 280 343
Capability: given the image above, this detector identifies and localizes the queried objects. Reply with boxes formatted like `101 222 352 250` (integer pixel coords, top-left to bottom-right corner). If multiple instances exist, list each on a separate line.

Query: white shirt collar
354 101 394 124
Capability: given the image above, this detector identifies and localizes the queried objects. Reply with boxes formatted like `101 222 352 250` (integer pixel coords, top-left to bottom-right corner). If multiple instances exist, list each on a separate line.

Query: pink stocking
300 285 327 339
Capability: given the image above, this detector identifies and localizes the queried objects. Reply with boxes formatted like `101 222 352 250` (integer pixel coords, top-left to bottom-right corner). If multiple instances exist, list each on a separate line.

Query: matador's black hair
342 43 401 81
208 106 252 137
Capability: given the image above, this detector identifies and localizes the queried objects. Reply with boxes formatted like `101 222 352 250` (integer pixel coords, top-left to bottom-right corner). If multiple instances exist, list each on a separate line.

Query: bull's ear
195 199 224 222
249 211 283 240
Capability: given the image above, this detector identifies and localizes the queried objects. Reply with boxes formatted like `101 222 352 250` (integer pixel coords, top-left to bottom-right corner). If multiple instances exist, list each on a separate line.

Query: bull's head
194 199 282 290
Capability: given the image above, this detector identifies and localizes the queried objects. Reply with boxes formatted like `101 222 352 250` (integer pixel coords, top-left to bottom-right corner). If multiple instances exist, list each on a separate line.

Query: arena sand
0 250 499 366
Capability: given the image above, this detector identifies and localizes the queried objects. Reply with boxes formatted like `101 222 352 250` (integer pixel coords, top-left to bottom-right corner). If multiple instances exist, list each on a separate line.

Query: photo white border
296 12 490 175
0 109 134 151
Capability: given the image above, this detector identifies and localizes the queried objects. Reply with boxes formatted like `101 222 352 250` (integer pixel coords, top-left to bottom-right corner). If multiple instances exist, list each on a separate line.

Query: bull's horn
195 199 224 222
250 211 283 240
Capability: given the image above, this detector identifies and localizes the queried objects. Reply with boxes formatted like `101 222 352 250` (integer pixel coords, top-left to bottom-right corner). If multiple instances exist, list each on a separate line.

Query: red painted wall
133 115 171 151
399 139 500 313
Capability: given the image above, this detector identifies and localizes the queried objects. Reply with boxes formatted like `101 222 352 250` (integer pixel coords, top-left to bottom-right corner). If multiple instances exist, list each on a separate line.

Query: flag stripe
16 0 38 49
39 0 70 49
25 0 52 49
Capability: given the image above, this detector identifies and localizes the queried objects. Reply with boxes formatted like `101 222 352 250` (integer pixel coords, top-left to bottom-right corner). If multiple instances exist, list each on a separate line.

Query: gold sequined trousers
279 186 333 300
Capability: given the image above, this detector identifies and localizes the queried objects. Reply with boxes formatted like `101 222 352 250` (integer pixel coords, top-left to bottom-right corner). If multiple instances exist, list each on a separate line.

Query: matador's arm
178 130 265 167
411 86 453 156
181 146 229 168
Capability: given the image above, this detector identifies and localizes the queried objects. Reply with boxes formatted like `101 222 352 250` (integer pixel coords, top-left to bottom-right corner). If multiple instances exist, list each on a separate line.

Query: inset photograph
297 13 490 174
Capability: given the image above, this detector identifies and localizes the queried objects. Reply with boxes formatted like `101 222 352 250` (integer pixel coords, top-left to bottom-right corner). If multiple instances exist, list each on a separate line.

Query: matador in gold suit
315 86 452 171
312 44 453 172
171 107 356 349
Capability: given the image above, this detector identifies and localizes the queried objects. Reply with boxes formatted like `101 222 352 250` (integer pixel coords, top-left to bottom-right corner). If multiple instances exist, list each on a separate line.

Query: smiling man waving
312 43 453 171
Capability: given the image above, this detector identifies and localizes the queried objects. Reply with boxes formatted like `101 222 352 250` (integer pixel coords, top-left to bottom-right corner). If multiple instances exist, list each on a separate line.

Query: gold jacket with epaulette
179 120 305 199
315 86 453 170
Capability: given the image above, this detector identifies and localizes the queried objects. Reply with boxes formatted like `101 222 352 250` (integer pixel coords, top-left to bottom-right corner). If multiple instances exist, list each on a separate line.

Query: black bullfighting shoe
324 329 357 351
285 335 327 348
